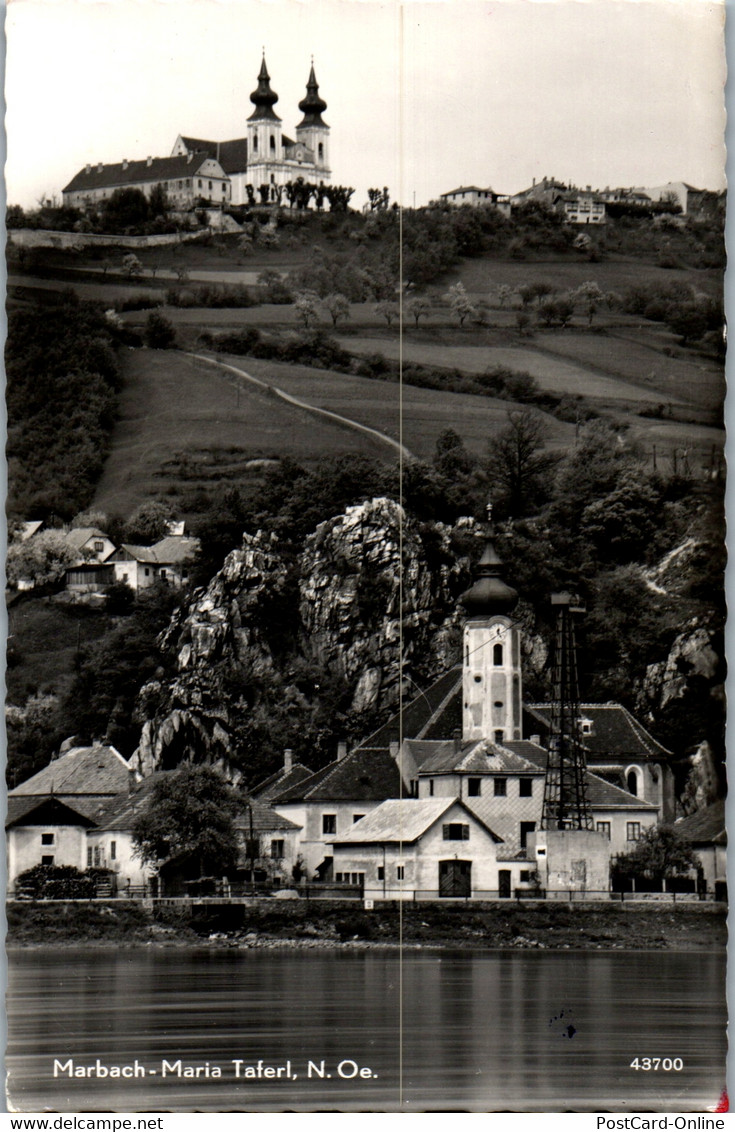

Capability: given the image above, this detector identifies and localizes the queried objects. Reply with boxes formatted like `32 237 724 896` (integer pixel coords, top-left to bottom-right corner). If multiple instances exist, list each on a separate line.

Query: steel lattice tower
541 592 593 830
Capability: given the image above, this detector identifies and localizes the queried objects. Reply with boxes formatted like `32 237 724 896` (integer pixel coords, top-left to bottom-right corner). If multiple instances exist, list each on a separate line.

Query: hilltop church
63 55 331 211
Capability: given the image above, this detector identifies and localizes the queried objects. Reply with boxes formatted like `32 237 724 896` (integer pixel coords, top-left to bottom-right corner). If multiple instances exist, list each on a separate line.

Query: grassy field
92 350 396 519
215 351 577 457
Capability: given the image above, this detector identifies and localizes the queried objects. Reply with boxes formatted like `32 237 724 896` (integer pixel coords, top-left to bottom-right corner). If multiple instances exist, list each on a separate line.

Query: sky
4 0 727 210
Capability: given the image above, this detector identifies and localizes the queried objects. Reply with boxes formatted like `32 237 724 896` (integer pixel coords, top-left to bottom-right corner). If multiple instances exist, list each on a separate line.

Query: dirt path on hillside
186 353 413 460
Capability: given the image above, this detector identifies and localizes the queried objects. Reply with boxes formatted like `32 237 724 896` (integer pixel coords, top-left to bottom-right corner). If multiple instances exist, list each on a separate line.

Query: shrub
144 312 177 349
14 864 98 899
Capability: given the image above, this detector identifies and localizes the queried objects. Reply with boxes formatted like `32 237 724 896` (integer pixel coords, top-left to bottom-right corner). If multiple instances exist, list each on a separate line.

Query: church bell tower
295 61 330 177
247 54 283 189
459 509 522 744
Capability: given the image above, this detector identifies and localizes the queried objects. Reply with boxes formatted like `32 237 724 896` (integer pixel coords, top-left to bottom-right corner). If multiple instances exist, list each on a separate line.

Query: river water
6 948 726 1112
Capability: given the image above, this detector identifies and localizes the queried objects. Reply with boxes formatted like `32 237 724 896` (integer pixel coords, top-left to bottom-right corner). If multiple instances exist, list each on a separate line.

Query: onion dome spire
459 502 518 618
249 54 281 121
297 61 328 128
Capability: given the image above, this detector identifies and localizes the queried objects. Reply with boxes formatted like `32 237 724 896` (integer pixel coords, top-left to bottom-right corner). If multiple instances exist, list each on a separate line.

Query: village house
107 535 199 592
6 742 135 890
551 189 606 225
63 153 231 212
439 186 511 218
332 798 503 899
64 526 117 592
270 743 402 879
674 800 727 900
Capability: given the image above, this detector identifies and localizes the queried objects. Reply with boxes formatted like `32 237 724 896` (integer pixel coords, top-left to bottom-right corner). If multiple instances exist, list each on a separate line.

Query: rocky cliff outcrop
134 498 472 777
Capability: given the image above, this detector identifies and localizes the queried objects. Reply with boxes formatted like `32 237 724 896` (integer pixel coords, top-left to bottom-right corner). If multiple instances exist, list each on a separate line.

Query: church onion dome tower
249 55 281 121
297 63 329 128
459 538 518 619
460 510 522 745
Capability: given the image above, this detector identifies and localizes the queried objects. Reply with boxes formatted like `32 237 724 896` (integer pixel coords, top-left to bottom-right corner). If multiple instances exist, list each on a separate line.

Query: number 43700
630 1058 683 1071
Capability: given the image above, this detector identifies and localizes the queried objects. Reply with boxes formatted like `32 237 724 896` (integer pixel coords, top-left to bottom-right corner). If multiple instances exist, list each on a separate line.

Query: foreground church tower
459 513 522 743
296 62 330 177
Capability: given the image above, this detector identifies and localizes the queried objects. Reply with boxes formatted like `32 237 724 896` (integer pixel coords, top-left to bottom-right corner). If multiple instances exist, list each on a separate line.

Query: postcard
4 0 728 1114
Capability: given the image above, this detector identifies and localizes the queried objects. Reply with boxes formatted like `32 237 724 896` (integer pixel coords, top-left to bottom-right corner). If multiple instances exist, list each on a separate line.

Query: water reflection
7 948 726 1112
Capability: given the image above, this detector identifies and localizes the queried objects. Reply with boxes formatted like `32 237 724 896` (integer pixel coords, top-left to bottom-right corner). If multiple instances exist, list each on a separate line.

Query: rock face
134 498 472 777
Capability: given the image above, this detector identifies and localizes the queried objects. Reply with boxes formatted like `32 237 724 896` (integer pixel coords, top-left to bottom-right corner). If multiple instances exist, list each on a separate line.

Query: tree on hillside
132 764 241 877
294 290 321 328
124 500 175 544
103 188 149 232
144 311 177 349
322 292 350 327
375 300 399 327
443 281 476 328
496 284 514 309
575 281 605 326
122 253 143 279
148 183 169 218
486 409 558 519
406 297 430 328
6 529 87 589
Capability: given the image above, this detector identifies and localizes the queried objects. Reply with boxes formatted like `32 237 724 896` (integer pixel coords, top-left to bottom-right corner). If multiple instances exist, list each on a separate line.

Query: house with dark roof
250 748 314 803
271 744 403 878
439 186 511 217
6 744 135 889
333 798 504 899
63 153 230 211
107 535 199 592
64 527 117 592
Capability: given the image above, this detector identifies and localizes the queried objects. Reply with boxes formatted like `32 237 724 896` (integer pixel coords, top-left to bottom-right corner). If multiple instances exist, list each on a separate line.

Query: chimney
532 176 535 187
128 769 136 795
146 156 153 167
122 159 128 170
97 163 103 174
389 741 399 761
283 748 293 773
337 741 348 761
530 734 541 747
85 163 91 175
187 152 193 164
452 728 462 753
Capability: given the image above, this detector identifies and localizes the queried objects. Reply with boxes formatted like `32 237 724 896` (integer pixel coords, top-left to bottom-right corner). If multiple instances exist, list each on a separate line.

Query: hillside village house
439 186 511 218
107 535 199 592
64 526 117 592
674 801 726 899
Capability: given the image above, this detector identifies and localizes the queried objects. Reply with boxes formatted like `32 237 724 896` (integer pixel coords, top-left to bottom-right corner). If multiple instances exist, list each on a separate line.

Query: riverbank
7 899 727 950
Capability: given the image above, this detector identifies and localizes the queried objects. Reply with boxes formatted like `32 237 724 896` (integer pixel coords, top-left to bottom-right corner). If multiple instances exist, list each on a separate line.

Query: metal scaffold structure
541 591 593 830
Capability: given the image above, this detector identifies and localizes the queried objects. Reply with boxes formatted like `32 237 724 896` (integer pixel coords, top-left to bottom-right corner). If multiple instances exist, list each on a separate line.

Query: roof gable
333 797 503 844
675 800 726 844
272 746 402 804
6 795 99 829
10 745 132 797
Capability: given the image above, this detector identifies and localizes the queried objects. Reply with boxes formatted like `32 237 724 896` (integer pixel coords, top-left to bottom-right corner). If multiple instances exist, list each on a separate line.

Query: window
94 846 101 867
493 644 503 666
94 540 104 553
377 866 384 880
144 568 150 577
353 814 365 824
110 841 116 861
519 779 533 798
318 143 323 158
429 779 434 797
494 778 507 797
244 838 259 858
443 823 470 841
322 814 336 835
596 822 611 838
208 181 213 191
253 136 258 153
410 780 418 798
270 839 284 859
41 855 54 866
468 778 481 797
198 179 203 188
520 821 536 849
87 847 93 867
627 770 639 796
494 730 504 744
160 569 167 580
627 822 641 842
520 870 531 882
396 865 405 880
270 135 276 152
41 833 54 846
338 872 364 886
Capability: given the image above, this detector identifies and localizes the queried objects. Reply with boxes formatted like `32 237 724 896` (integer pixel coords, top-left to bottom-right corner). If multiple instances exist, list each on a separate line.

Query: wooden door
439 859 472 898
